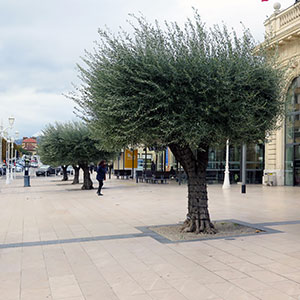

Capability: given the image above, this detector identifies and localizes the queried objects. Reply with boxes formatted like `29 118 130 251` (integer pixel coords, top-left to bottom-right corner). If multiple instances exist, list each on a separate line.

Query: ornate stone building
264 1 300 185
22 137 37 155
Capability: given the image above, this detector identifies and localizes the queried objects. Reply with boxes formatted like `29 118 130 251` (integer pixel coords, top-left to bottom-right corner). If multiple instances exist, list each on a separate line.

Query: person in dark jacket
96 160 106 196
151 161 156 173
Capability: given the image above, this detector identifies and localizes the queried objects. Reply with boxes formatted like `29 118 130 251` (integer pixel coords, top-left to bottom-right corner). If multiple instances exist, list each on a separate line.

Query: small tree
39 122 116 189
19 147 31 156
38 123 70 181
60 121 115 189
72 13 285 233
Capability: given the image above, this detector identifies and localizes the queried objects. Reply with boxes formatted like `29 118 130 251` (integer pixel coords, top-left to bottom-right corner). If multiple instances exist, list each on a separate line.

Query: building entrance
295 145 300 186
285 76 300 186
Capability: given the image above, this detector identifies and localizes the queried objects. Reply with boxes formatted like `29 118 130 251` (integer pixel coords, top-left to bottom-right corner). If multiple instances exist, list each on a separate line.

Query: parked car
31 162 38 168
15 164 23 172
67 166 74 175
60 166 74 175
36 165 55 176
0 167 6 176
55 167 61 175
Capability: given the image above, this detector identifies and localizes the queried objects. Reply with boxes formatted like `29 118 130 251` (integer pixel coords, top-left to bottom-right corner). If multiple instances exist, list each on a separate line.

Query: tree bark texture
61 165 68 181
169 144 216 234
80 164 93 190
72 165 80 184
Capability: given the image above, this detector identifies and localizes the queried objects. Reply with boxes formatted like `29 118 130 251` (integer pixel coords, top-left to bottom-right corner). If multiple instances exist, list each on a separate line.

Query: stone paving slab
0 174 300 299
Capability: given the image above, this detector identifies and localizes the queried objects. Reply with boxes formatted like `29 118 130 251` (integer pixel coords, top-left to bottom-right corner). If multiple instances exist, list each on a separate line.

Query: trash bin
265 173 276 186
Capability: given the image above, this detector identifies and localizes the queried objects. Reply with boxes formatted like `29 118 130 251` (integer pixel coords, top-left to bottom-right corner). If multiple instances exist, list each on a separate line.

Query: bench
135 170 144 182
114 169 131 179
152 171 170 184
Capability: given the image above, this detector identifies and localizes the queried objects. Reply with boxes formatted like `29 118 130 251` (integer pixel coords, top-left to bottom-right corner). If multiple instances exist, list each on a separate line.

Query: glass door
285 146 294 186
295 145 300 186
285 76 300 186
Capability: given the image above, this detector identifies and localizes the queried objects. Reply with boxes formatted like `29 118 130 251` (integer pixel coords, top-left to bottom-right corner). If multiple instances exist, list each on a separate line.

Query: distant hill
15 139 23 145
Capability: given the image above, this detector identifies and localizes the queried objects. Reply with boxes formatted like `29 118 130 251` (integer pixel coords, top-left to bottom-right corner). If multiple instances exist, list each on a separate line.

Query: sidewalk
0 175 300 300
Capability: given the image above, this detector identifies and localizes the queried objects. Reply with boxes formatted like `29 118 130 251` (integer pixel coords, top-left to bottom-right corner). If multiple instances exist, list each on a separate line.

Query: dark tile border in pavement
136 219 283 244
0 219 283 250
254 220 300 227
0 233 145 250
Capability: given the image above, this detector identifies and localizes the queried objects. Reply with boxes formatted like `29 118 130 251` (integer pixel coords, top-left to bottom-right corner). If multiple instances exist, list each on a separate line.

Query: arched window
285 76 300 186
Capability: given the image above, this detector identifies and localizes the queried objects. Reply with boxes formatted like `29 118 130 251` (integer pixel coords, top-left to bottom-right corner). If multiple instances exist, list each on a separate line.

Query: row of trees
68 13 285 233
38 121 116 190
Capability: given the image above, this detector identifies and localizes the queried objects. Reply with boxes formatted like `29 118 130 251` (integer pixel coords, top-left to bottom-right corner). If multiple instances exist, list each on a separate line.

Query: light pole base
222 171 230 189
241 184 246 194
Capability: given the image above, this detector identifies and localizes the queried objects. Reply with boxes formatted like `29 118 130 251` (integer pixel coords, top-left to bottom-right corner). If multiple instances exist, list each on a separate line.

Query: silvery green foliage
72 12 285 151
39 121 115 166
38 123 68 167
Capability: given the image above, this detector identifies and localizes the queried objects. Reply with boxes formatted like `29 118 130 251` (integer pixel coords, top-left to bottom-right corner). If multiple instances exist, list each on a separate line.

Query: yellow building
113 147 173 172
263 1 300 186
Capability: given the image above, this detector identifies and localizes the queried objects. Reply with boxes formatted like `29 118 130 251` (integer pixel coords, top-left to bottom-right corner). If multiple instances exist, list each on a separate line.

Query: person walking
151 161 156 173
96 160 106 196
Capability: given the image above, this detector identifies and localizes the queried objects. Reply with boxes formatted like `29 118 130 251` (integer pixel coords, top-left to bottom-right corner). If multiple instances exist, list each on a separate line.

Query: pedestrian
96 160 106 196
169 166 176 179
89 164 94 174
151 161 156 173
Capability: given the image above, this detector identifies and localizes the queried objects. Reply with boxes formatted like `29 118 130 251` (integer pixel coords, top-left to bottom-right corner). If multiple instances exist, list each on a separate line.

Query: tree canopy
73 13 284 151
71 13 285 232
38 121 116 188
38 123 68 167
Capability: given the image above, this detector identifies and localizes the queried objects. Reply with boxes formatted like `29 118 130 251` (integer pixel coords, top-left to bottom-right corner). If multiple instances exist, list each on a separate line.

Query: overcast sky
0 0 295 138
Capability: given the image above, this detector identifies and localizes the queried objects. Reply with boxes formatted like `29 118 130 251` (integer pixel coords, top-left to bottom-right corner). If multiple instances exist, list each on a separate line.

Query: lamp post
10 136 14 181
222 139 230 189
11 131 19 179
241 144 247 193
0 116 15 184
5 135 11 185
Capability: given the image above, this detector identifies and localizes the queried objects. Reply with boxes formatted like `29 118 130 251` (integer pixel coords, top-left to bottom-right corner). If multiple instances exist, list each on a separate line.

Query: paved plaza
1 174 300 300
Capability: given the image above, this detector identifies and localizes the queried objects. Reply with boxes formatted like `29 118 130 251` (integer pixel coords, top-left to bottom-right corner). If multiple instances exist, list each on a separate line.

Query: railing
280 3 300 27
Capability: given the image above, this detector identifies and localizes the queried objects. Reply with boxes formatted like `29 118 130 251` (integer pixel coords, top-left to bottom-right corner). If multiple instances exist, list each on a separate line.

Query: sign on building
124 149 138 168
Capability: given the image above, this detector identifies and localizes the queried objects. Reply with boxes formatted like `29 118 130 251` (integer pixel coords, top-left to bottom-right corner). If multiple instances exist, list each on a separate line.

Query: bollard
24 157 31 187
24 175 30 187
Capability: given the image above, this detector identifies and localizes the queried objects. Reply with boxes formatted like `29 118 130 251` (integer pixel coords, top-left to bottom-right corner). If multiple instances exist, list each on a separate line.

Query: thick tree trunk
61 165 68 181
169 144 216 234
80 164 93 190
72 165 80 184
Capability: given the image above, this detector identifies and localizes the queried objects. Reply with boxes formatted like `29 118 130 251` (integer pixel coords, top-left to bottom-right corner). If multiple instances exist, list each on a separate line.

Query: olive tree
60 121 115 189
72 14 285 233
38 123 70 181
39 122 115 189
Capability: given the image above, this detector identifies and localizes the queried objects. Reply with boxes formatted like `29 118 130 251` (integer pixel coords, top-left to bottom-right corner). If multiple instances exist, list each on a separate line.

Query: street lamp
8 116 15 127
5 135 11 185
222 139 230 189
11 131 19 179
0 116 15 184
241 144 247 194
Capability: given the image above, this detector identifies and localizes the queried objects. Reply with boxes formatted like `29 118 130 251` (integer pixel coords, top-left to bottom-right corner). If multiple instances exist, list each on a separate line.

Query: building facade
22 137 38 155
264 1 300 186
